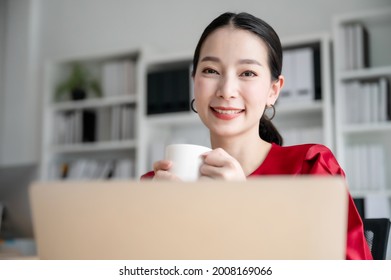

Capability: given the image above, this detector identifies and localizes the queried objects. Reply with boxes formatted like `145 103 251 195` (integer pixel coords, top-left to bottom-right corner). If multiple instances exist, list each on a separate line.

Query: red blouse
141 143 373 260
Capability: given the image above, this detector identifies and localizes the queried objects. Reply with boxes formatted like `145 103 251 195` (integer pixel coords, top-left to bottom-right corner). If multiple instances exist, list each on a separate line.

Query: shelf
276 100 323 115
51 139 137 154
146 50 193 66
334 7 391 25
339 65 391 81
51 95 137 111
342 122 391 134
146 111 202 126
350 189 391 199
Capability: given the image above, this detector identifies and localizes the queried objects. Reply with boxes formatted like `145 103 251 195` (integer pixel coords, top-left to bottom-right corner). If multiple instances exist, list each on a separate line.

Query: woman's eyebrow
200 56 262 67
238 59 262 66
200 56 220 63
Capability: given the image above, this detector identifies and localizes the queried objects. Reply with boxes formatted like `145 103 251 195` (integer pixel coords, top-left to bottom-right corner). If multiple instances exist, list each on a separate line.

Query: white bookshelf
333 8 391 220
40 48 144 181
275 33 334 149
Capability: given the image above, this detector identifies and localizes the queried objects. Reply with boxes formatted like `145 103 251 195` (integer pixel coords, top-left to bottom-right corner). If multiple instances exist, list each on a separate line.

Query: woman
142 12 372 260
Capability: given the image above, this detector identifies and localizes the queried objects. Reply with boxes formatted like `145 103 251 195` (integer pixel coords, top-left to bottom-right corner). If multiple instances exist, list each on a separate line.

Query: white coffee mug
165 144 212 181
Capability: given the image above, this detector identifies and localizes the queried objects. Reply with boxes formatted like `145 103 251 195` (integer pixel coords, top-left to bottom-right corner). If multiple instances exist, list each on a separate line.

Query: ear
267 75 284 106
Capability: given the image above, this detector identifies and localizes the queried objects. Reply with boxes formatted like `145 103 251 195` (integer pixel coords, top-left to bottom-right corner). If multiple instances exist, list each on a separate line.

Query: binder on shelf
147 71 161 114
120 105 135 140
313 46 322 100
124 60 136 95
354 23 370 69
279 45 319 104
96 107 111 142
294 47 315 102
345 78 390 124
353 198 366 220
161 70 175 112
343 23 370 70
344 24 354 70
102 59 136 97
175 68 191 112
279 49 295 102
147 64 191 115
110 106 121 141
381 78 391 120
346 144 387 191
82 110 96 143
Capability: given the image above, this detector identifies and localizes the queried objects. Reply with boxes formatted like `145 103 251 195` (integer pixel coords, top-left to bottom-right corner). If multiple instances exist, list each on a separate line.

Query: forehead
200 26 269 62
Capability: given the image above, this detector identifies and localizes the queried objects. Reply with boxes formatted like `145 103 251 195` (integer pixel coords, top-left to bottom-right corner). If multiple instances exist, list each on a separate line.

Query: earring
265 104 276 120
191 99 198 113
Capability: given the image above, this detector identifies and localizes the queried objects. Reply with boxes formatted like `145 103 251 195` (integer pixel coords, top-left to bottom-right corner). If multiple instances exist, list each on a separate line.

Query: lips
211 106 244 120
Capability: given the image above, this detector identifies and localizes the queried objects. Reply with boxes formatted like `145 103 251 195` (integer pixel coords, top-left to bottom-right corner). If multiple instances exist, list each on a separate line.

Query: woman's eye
202 68 219 75
240 71 257 77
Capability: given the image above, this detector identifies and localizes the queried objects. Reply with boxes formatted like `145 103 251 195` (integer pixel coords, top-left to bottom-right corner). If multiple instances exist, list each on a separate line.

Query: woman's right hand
152 160 181 181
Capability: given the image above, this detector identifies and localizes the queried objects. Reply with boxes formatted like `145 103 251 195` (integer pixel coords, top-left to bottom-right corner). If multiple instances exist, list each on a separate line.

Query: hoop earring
191 99 198 113
266 104 276 120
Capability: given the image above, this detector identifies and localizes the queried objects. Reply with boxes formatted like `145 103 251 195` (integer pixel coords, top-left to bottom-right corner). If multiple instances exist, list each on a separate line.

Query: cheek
243 82 268 105
194 77 215 99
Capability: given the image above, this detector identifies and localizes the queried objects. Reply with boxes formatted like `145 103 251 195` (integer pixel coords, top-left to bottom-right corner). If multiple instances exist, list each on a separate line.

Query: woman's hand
200 148 246 181
152 160 181 181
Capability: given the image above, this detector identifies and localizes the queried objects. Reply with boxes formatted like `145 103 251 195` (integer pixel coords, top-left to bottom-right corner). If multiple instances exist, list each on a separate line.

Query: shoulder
254 143 344 176
274 143 330 154
284 143 344 176
271 143 334 162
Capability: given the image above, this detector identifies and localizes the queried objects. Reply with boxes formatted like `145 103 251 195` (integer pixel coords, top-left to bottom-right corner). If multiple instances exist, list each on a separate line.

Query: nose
216 74 238 99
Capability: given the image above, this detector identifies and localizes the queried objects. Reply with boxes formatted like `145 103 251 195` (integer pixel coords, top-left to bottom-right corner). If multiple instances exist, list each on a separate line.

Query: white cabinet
40 48 144 180
333 8 391 219
276 33 334 150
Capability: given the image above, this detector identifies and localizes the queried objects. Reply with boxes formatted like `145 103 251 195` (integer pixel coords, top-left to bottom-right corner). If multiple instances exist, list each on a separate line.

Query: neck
210 132 272 176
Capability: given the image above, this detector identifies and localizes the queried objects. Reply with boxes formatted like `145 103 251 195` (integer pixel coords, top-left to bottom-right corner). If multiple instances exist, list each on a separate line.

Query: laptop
29 176 348 260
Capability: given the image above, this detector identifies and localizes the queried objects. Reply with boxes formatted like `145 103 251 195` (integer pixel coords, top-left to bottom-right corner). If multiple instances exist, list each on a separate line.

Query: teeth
214 108 242 114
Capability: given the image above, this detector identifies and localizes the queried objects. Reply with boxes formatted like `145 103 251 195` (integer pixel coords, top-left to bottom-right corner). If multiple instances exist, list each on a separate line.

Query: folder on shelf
96 107 111 142
82 110 96 143
279 49 295 103
353 23 370 69
294 47 315 102
110 106 121 141
147 71 161 114
175 68 191 112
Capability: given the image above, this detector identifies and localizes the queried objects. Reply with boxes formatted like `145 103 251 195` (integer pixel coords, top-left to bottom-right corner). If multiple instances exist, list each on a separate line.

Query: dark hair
192 12 283 145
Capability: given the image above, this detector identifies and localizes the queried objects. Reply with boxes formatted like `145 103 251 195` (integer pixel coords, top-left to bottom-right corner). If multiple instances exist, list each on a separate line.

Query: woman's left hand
199 148 246 181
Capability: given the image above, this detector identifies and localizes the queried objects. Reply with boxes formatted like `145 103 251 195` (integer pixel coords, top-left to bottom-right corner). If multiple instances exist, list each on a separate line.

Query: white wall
0 0 41 166
39 0 391 60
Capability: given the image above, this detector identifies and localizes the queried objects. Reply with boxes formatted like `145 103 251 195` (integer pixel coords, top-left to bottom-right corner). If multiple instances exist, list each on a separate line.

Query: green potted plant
55 62 102 102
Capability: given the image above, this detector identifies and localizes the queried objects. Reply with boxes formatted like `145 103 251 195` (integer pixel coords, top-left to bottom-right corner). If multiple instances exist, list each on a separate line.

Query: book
82 110 96 143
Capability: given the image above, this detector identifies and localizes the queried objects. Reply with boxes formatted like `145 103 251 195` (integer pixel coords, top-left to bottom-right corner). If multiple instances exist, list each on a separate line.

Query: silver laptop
29 176 348 259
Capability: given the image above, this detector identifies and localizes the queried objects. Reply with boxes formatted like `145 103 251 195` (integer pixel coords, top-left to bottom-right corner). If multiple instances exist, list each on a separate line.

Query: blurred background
1 0 391 258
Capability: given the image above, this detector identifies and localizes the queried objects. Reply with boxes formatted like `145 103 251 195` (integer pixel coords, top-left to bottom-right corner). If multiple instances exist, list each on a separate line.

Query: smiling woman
141 11 373 260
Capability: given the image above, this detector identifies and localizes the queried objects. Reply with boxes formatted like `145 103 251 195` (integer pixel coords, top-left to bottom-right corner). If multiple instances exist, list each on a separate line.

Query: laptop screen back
29 176 348 259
